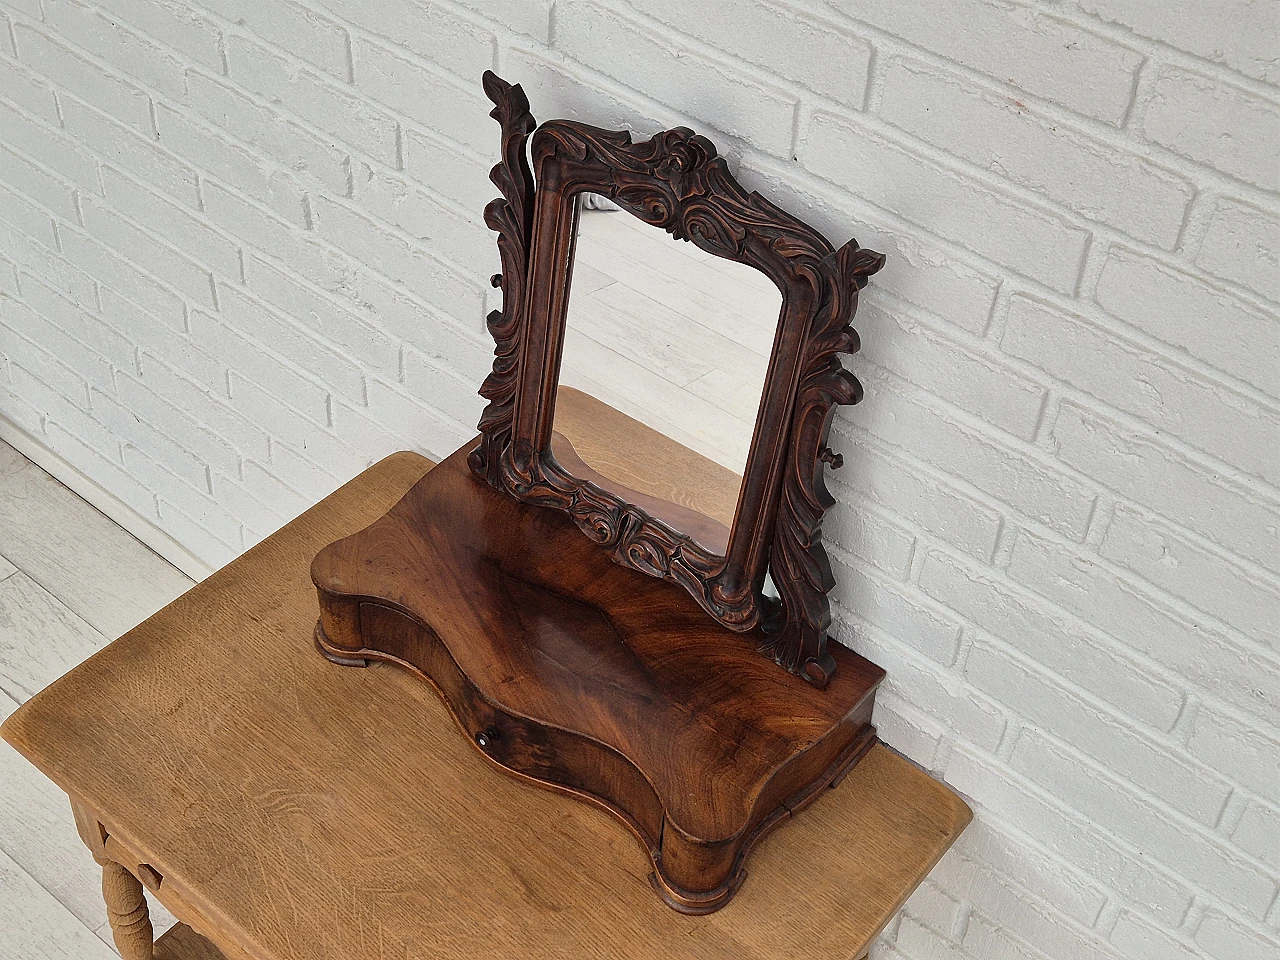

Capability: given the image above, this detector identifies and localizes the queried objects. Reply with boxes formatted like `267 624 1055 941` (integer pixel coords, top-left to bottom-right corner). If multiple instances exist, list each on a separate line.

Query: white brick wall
0 1 1277 956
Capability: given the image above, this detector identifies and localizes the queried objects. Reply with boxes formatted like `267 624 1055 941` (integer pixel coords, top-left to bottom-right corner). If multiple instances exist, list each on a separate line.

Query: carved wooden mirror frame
469 72 884 687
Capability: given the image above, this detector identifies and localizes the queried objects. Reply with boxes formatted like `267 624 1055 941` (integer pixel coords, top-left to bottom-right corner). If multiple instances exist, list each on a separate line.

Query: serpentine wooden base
312 441 884 913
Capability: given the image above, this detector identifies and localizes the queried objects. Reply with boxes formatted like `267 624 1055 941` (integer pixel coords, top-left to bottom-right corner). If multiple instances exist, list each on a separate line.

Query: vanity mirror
312 72 888 914
471 72 885 684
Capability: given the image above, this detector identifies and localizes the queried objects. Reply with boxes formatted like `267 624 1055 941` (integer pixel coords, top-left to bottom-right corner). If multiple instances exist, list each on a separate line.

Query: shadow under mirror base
311 439 884 914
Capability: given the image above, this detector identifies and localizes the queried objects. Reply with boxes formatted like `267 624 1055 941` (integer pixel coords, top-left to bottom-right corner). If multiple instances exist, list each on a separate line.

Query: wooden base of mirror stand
311 441 884 914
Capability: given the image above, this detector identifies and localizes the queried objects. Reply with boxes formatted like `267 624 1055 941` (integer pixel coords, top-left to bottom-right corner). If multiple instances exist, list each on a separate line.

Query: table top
2 412 970 960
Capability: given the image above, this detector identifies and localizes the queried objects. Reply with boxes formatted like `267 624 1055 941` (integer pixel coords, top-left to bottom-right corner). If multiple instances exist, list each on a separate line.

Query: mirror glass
553 195 784 555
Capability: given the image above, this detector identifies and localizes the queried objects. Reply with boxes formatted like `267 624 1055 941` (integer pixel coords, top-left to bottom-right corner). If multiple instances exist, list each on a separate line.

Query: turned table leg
70 799 154 960
101 858 155 959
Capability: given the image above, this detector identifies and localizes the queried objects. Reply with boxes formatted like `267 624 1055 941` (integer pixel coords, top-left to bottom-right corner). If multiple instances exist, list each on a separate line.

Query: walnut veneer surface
2 447 970 959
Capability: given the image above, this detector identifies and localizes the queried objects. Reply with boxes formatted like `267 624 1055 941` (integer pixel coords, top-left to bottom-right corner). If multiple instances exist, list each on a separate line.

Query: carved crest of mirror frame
469 72 885 688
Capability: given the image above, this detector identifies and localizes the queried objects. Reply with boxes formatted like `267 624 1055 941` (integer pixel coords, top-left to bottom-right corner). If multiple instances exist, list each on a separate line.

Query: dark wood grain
312 441 884 912
470 71 885 685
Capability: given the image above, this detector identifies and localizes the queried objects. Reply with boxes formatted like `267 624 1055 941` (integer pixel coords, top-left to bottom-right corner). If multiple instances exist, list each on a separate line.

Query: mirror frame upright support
469 72 885 687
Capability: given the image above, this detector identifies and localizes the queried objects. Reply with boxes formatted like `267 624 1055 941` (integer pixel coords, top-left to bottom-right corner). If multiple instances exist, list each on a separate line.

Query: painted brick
401 345 486 428
965 641 1231 823
628 0 871 108
308 0 494 84
14 273 134 372
99 166 239 279
1188 707 1280 798
1109 910 1200 960
209 469 289 543
1008 728 1277 917
364 377 471 460
1232 800 1280 873
13 23 153 134
102 296 213 394
1195 910 1280 960
1003 294 1280 485
829 0 1142 123
1140 66 1280 191
352 37 491 154
919 548 1185 731
1100 504 1280 652
1095 245 1280 400
79 194 215 306
312 193 486 325
188 307 330 423
59 226 187 326
153 106 307 225
114 370 243 477
1195 196 1280 304
501 45 684 142
454 0 550 40
832 563 963 666
0 52 60 122
191 0 349 79
952 818 1106 927
224 35 398 168
0 0 42 18
846 624 1007 751
1050 402 1280 577
824 503 916 580
42 0 185 100
0 255 16 298
226 373 365 476
0 99 101 193
2 301 108 398
0 174 57 247
242 254 400 383
877 57 1193 247
0 222 97 309
871 694 944 770
857 301 1047 440
1065 0 1280 84
91 0 223 72
153 494 240 562
830 440 1002 563
804 111 1090 293
327 396 415 466
400 126 493 215
134 352 268 462
60 96 200 208
1006 528 1280 723
90 386 208 487
215 281 365 404
185 71 350 196
554 0 798 158
262 442 344 502
859 239 999 336
350 162 495 279
932 855 1117 960
847 371 1098 539
944 744 1195 921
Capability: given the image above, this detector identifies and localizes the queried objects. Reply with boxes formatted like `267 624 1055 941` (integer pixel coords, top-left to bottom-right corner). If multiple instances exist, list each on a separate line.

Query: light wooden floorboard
0 571 109 704
562 206 781 478
0 440 194 641
0 845 119 960
0 448 185 955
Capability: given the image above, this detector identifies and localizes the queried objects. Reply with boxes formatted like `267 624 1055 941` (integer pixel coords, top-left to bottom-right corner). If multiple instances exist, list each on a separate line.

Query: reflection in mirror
553 194 784 555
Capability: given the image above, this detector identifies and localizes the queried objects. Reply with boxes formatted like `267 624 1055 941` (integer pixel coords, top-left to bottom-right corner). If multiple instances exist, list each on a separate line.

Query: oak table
2 397 970 960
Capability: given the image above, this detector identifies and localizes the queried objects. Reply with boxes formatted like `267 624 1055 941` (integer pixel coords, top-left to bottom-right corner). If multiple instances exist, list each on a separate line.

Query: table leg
101 858 155 960
70 799 154 960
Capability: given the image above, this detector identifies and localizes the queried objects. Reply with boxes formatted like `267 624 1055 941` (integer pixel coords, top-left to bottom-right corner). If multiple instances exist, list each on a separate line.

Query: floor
0 439 190 958
561 204 782 476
